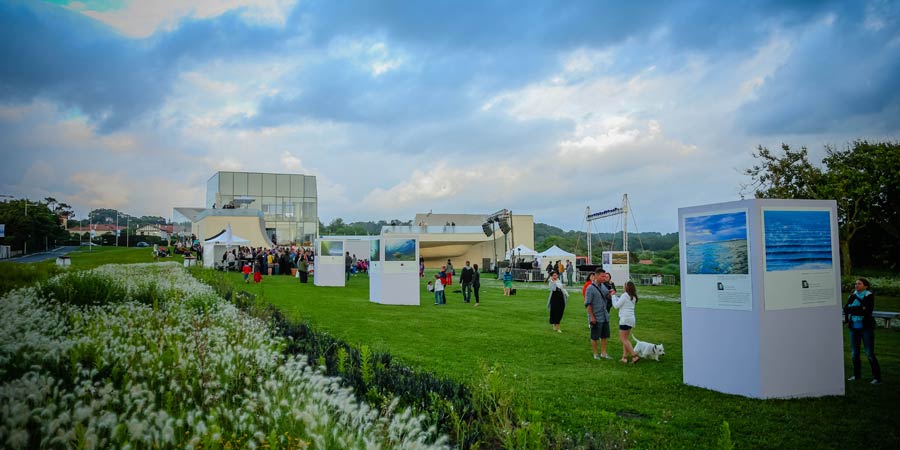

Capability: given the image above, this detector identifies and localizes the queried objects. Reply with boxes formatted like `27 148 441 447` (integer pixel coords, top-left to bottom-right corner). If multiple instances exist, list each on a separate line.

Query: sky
684 211 748 244
1 0 898 233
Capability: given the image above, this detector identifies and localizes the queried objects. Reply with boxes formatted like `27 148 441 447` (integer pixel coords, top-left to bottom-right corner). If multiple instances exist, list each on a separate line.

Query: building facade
205 172 318 246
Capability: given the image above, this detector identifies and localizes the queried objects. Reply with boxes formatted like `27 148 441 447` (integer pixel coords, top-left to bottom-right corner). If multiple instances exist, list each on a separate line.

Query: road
4 246 79 264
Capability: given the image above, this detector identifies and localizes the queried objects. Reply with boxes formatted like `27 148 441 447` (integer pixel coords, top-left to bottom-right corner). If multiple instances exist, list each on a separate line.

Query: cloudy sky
2 0 898 232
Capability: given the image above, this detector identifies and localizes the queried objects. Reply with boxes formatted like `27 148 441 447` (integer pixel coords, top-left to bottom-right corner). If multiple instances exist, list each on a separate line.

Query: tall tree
744 141 900 273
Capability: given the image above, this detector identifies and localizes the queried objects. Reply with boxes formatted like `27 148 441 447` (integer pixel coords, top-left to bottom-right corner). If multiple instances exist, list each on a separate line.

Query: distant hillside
533 222 678 254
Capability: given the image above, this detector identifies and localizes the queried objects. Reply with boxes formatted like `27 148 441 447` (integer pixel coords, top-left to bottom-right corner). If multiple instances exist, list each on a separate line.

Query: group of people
547 268 641 363
428 259 481 306
343 252 370 280
222 245 316 284
545 259 576 286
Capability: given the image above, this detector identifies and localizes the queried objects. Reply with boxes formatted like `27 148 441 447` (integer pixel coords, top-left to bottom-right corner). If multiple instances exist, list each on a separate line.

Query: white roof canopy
204 224 250 246
505 244 537 260
538 245 575 260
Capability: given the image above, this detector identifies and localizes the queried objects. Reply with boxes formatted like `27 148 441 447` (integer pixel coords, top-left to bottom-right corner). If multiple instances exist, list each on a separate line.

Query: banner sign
0 224 4 238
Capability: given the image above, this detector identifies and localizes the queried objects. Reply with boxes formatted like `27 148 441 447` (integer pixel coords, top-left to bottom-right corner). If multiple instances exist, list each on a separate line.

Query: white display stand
370 234 419 306
369 238 382 303
314 238 346 287
601 251 630 285
679 199 844 399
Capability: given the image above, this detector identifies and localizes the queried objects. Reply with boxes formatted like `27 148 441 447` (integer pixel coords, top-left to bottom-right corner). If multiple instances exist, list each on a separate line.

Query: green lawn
214 269 899 449
5 250 897 448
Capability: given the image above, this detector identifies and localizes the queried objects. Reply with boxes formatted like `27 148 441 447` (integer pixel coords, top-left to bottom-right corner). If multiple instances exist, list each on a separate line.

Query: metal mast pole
585 206 592 264
622 194 628 255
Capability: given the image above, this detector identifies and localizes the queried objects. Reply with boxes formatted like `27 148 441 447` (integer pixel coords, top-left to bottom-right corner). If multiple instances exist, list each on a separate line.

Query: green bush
841 275 900 297
35 271 127 307
0 262 61 297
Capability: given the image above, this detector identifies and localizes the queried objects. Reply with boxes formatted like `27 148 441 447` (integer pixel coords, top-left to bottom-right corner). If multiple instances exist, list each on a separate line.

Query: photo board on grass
679 199 843 399
314 239 346 287
371 234 419 305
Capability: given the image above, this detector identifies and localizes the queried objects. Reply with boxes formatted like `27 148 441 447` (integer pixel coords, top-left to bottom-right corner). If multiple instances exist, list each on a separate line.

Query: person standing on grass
585 269 613 360
242 262 252 284
445 259 454 286
419 256 425 278
345 251 352 281
547 271 568 333
253 262 263 284
582 272 595 299
613 281 640 363
503 268 513 296
565 260 574 287
433 273 445 305
473 263 481 306
460 261 475 303
844 278 882 384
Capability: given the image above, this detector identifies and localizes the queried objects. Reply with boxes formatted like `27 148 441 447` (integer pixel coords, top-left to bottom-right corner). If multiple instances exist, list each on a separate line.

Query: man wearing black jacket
460 261 475 303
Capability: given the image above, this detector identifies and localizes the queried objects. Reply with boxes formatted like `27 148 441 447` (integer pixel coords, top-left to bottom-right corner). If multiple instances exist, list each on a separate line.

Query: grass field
214 268 899 449
4 249 898 448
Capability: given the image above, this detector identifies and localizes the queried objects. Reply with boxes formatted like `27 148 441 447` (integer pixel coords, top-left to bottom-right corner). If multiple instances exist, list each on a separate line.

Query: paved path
4 246 78 264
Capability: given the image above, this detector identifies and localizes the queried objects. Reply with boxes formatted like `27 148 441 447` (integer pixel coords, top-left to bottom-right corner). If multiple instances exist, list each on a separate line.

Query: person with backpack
584 269 614 360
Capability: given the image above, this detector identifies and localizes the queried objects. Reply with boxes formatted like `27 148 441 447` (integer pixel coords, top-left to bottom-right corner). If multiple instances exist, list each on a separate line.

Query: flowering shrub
0 263 447 450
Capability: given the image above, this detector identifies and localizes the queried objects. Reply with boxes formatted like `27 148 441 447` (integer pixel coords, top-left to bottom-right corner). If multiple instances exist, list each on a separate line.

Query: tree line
743 140 899 274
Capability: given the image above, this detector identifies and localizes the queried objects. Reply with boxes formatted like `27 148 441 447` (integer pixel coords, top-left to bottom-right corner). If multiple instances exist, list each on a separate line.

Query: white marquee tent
538 245 576 262
505 244 538 261
203 224 250 269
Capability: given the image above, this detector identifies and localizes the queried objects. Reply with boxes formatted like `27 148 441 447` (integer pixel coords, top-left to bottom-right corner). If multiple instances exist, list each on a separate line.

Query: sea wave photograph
764 210 833 272
385 238 416 262
684 211 749 275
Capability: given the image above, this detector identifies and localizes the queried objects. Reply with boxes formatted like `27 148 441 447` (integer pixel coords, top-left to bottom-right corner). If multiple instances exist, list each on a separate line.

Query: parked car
136 242 150 248
80 242 100 246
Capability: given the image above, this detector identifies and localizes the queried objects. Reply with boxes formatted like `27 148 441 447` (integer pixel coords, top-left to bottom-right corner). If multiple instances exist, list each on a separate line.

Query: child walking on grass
433 274 445 305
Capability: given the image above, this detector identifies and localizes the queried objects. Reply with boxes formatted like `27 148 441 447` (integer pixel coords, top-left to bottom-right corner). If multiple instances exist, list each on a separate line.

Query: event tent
538 245 576 262
505 244 538 261
203 224 250 268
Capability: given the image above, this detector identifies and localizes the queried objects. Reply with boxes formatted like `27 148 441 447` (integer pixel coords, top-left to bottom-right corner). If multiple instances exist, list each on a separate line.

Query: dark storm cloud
739 4 900 135
0 1 173 132
1 0 896 140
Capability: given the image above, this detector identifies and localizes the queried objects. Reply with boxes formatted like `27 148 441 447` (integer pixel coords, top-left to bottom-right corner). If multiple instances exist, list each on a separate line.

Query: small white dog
632 335 665 361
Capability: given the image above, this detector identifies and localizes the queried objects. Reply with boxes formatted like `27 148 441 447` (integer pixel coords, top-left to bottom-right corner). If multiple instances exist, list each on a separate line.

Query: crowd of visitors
216 245 317 284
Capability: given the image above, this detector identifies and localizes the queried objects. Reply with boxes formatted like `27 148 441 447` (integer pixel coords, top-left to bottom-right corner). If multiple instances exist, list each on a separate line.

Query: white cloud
280 151 304 170
328 37 407 77
74 0 296 38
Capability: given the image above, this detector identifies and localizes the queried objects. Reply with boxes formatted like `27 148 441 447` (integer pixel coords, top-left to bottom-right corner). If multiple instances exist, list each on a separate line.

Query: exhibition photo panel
682 209 752 311
762 208 839 310
383 238 418 274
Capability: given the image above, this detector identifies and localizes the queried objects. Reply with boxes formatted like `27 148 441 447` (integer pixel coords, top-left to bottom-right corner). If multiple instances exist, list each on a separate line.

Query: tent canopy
204 224 250 246
505 244 537 260
538 245 576 260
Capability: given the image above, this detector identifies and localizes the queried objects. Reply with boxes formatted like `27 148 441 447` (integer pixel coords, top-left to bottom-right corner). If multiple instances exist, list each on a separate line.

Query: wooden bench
873 311 900 328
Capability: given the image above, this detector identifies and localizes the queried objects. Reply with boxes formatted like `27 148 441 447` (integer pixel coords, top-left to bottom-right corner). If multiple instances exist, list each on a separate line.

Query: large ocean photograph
684 211 749 275
764 210 832 271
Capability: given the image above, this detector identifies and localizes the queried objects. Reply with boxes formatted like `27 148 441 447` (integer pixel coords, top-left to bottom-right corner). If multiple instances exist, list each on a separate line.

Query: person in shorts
584 269 613 360
613 281 640 363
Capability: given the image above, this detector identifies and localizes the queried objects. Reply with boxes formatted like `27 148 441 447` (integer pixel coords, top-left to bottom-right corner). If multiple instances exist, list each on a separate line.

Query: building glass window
262 174 276 196
234 172 248 195
304 176 317 197
248 173 262 196
277 174 290 196
219 172 233 195
291 175 304 197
